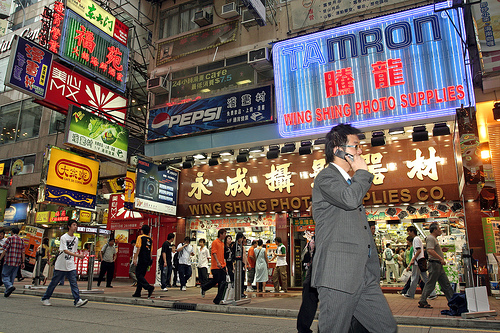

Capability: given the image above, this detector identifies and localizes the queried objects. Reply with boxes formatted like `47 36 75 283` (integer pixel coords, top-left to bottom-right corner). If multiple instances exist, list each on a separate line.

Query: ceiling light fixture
412 125 429 142
267 144 280 159
371 131 385 146
281 142 296 154
433 123 450 136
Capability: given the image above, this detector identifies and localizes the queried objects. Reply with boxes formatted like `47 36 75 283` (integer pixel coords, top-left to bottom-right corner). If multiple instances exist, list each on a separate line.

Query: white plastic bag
398 270 411 283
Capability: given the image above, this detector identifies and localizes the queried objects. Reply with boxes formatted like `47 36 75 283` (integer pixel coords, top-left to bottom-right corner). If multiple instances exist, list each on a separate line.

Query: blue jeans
2 265 19 290
42 270 80 305
161 265 172 289
178 264 192 288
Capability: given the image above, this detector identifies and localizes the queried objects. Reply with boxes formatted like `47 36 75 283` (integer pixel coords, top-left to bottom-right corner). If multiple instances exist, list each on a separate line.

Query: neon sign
273 4 474 138
59 9 129 92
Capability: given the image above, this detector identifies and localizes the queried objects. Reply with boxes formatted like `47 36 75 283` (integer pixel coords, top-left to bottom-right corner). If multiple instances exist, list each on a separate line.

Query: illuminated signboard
59 9 129 92
36 61 128 122
64 105 129 162
273 4 474 138
134 158 178 215
148 85 273 141
5 36 52 99
66 0 129 46
47 1 65 54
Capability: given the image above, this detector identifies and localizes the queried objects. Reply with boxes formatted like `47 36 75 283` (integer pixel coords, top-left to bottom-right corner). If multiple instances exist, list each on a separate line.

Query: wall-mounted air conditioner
221 2 239 18
194 7 213 27
147 77 169 94
242 9 257 28
248 47 272 71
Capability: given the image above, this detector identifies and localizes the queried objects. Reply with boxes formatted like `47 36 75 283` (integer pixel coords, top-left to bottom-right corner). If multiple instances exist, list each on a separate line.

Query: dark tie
347 178 352 185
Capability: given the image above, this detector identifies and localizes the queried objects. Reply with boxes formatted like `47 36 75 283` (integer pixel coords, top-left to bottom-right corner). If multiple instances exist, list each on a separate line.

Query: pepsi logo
152 113 171 129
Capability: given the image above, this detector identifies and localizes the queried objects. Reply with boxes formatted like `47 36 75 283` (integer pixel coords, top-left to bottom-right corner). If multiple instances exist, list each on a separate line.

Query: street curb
13 289 500 330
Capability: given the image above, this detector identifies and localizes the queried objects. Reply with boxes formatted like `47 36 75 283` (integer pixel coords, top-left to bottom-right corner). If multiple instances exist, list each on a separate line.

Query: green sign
64 105 129 162
292 218 315 226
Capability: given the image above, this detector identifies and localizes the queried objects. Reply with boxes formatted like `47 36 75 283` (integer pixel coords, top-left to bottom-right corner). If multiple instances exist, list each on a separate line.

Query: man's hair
218 228 226 237
386 243 391 248
184 236 190 242
109 238 115 243
11 227 20 234
0 228 4 234
236 232 244 242
257 239 263 246
167 233 175 240
199 238 206 244
368 221 376 227
325 124 361 163
406 236 413 242
43 237 49 245
251 240 257 245
67 220 77 229
131 239 136 245
141 224 150 235
407 226 417 235
429 222 440 233
275 237 282 243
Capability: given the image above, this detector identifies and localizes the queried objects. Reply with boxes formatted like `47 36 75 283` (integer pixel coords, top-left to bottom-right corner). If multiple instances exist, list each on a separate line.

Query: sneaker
148 287 155 298
41 299 52 306
427 295 438 300
403 294 413 298
162 287 168 291
4 286 15 297
181 286 187 291
132 294 141 297
269 290 277 293
75 299 88 308
279 290 285 293
247 288 256 292
201 288 206 298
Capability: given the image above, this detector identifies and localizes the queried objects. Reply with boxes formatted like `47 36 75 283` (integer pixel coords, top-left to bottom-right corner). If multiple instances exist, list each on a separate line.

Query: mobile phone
335 149 354 161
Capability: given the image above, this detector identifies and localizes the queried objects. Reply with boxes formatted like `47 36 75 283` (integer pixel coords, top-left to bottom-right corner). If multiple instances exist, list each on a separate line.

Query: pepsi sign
147 86 273 141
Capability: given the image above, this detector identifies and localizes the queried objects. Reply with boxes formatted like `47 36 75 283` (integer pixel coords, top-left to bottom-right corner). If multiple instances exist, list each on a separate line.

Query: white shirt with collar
331 162 351 183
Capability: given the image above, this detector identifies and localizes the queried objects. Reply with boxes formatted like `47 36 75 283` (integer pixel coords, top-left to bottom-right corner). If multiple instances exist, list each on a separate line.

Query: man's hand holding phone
348 154 368 172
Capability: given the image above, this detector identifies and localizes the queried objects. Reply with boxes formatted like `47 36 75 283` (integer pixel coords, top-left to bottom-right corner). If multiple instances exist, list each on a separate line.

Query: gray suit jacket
311 163 379 294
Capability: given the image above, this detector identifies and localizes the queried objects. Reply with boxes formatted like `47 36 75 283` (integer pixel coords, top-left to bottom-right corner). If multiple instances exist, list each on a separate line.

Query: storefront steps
2 280 500 330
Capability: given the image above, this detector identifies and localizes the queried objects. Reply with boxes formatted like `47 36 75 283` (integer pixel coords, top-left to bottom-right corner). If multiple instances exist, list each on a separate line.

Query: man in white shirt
176 236 194 291
41 220 88 307
197 238 210 286
404 225 435 300
383 243 398 283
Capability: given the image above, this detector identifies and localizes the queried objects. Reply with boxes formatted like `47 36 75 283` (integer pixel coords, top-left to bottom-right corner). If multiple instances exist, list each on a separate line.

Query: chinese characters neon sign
59 9 129 93
273 4 473 138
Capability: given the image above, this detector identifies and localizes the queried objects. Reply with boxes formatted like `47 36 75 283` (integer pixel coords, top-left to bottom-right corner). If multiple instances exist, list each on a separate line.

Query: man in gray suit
312 124 397 333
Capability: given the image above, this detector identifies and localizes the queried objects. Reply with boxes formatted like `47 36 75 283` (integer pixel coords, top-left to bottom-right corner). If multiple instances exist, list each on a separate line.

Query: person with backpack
132 224 154 298
384 243 398 283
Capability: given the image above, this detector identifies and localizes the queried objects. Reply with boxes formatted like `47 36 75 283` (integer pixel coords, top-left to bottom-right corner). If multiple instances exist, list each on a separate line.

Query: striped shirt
2 234 25 266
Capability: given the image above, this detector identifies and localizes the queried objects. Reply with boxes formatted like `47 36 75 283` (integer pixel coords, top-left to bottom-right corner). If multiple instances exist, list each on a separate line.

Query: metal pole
87 242 95 291
235 260 241 301
34 253 42 286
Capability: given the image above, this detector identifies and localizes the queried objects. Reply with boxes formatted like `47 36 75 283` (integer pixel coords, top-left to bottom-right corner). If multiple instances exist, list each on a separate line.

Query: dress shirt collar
330 162 351 182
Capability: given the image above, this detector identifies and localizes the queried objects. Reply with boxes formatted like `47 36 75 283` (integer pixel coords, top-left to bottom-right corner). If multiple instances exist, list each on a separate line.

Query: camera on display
137 175 158 199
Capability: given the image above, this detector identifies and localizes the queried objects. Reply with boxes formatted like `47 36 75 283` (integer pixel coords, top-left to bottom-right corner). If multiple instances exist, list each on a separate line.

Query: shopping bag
220 275 235 304
398 270 411 283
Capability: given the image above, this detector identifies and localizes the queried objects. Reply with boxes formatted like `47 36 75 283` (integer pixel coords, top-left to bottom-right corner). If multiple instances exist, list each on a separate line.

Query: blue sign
273 4 474 138
147 85 273 141
45 185 96 209
134 159 179 216
6 36 52 99
3 203 28 223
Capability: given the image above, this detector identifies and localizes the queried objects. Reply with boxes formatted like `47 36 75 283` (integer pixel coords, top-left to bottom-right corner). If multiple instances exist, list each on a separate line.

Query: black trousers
198 267 209 286
134 264 153 295
98 261 115 286
201 268 226 304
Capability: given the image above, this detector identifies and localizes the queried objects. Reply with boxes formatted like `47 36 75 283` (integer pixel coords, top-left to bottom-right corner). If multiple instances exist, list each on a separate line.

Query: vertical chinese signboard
5 36 52 98
58 9 129 92
273 4 474 138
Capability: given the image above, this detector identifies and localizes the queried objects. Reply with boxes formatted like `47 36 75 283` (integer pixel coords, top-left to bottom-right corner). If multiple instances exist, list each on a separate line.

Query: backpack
385 248 393 261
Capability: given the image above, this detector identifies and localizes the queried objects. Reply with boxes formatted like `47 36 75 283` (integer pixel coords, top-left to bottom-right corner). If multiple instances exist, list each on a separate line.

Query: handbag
417 257 428 272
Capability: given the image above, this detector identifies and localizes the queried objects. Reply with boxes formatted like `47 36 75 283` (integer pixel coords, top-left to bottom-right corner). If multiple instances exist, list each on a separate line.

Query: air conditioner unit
242 9 257 28
147 77 169 94
221 2 239 18
248 47 272 71
194 8 213 27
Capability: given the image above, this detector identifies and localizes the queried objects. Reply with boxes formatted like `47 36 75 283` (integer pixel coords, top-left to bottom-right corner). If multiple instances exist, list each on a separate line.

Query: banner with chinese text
273 4 474 138
148 85 273 140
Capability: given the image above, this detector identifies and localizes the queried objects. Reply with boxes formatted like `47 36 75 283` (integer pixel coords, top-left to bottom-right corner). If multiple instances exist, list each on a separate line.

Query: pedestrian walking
176 236 194 291
246 240 257 292
97 238 117 288
129 239 137 286
34 237 50 285
132 224 154 298
404 226 434 299
0 227 25 297
201 228 227 304
271 237 288 293
159 233 175 291
41 220 88 307
254 239 268 292
197 238 210 286
311 124 396 332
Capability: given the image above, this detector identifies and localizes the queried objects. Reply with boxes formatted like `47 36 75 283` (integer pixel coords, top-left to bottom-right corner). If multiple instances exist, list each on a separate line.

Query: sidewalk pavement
3 278 500 330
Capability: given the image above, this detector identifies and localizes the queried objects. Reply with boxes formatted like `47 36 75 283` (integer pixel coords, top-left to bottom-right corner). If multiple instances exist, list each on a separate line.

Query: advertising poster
124 170 136 209
0 188 6 222
59 9 129 92
5 36 52 99
3 203 28 224
134 159 178 215
108 193 147 230
472 1 500 73
148 85 273 141
64 105 129 162
36 61 128 122
273 4 473 138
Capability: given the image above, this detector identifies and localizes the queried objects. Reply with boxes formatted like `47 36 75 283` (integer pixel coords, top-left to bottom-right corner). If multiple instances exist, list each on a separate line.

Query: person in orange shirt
246 240 257 292
201 228 226 304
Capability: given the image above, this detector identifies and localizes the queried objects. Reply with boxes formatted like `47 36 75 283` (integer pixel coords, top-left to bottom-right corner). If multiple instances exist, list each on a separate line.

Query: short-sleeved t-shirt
136 234 152 266
276 244 287 267
55 233 78 271
412 236 424 261
159 241 172 267
211 238 226 271
247 246 256 268
177 243 193 265
426 234 443 261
